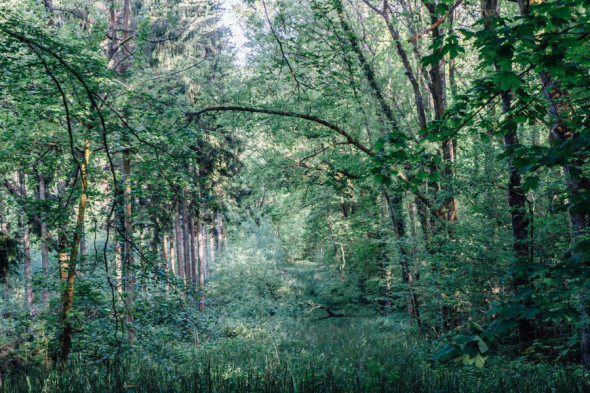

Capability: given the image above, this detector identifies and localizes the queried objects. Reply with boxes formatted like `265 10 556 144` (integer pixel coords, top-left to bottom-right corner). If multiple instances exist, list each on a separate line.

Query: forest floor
2 318 588 392
2 225 589 392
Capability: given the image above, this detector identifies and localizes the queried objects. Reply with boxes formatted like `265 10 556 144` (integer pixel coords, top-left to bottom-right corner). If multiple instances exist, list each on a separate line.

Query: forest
0 0 589 391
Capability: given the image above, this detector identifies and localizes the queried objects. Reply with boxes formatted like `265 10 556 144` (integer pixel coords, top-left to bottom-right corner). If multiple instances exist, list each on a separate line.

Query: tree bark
515 0 590 368
170 231 176 276
216 210 223 255
19 172 33 308
162 234 169 272
0 196 8 234
122 150 135 344
203 226 209 281
60 138 90 362
482 0 533 345
175 205 184 281
209 227 215 266
182 198 191 284
383 188 421 327
39 172 49 301
197 219 205 311
189 215 197 286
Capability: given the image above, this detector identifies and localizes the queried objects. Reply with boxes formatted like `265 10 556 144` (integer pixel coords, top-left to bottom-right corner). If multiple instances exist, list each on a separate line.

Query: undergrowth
1 318 588 393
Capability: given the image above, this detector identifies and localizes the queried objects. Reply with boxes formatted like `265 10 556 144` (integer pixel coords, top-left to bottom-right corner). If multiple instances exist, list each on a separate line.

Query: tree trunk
203 226 209 281
19 172 33 308
122 150 135 344
216 210 223 255
189 215 197 287
0 197 8 234
162 234 169 272
383 188 421 327
197 219 205 311
39 172 49 302
175 205 184 281
79 222 86 273
515 0 590 368
482 0 533 345
60 138 90 362
170 232 176 276
182 198 191 284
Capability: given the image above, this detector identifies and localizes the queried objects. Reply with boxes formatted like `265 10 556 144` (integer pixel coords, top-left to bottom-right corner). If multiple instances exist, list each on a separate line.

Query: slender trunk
170 232 176 276
115 238 122 293
79 222 86 273
151 220 160 284
39 172 49 301
122 150 135 343
18 172 33 308
120 0 132 74
162 234 169 272
59 233 68 282
197 219 205 311
383 188 421 327
182 198 191 284
60 138 90 362
189 215 197 287
424 2 458 222
139 226 146 294
209 228 215 265
175 205 184 281
216 210 223 255
483 0 533 345
0 197 8 234
380 7 427 130
162 233 170 290
203 226 209 281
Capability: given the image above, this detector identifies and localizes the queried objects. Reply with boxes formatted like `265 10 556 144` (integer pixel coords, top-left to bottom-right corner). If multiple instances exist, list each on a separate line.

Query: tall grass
2 318 588 393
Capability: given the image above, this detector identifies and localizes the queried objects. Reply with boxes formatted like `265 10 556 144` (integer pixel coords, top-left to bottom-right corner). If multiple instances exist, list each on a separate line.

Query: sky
219 0 250 63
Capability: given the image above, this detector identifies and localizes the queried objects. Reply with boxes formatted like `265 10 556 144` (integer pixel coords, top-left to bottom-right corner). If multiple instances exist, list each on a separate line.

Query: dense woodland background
0 0 589 391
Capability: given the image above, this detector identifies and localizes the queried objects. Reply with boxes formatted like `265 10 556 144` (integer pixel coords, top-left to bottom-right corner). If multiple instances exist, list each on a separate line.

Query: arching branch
186 106 375 156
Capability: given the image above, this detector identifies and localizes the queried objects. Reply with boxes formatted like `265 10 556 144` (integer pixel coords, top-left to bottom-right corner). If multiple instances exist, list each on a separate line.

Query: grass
1 318 588 393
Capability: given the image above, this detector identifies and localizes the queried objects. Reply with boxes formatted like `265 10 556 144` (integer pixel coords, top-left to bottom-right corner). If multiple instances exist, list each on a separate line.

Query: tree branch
186 106 375 156
408 0 463 42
